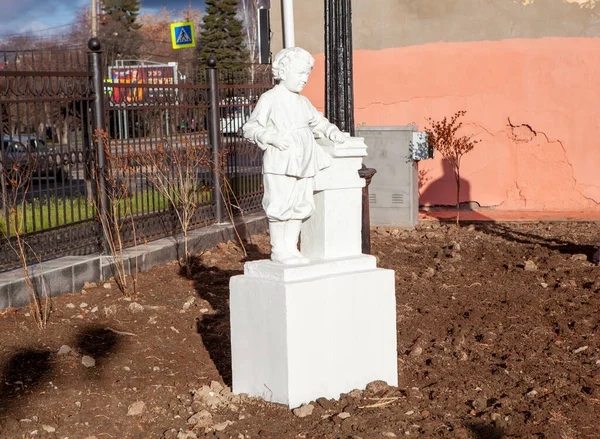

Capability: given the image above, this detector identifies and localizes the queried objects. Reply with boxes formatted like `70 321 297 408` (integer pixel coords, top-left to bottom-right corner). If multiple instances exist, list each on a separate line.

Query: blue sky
0 0 206 37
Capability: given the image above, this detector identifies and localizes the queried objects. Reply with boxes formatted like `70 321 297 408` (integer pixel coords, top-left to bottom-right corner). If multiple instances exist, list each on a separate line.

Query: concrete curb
0 213 268 310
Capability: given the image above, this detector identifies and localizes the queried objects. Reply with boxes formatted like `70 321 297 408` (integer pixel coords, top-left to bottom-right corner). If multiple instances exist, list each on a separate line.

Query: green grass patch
0 187 212 236
0 196 95 236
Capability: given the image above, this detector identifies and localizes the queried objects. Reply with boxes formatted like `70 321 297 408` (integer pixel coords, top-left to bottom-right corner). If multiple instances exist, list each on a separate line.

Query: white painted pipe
281 0 295 48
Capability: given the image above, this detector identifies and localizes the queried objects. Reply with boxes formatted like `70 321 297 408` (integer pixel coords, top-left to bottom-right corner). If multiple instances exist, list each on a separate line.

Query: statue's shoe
287 255 310 265
289 249 310 265
272 250 310 265
271 249 298 265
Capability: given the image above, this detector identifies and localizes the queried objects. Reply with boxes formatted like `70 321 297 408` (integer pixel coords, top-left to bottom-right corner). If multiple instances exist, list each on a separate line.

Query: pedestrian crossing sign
171 22 196 49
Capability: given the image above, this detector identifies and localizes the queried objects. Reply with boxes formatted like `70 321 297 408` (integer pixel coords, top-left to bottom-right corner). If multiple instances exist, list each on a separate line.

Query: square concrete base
229 255 398 408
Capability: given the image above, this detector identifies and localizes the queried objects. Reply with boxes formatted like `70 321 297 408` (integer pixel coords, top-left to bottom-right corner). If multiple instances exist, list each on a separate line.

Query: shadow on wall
419 160 473 210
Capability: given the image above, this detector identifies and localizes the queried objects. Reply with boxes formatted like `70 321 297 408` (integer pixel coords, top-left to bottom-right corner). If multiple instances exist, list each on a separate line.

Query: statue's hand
329 130 346 144
264 132 292 151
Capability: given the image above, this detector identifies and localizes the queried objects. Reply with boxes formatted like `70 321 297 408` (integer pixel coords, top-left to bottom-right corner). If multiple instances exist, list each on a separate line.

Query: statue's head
272 47 315 93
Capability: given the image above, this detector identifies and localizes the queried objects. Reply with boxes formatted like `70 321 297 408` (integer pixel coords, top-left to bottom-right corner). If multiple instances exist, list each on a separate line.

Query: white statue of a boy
243 47 345 264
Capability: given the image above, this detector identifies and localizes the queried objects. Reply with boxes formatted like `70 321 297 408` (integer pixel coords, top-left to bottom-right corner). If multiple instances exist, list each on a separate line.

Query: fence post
207 58 225 223
88 38 110 253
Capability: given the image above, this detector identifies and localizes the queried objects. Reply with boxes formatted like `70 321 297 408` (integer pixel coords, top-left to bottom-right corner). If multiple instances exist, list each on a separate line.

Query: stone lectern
229 135 398 408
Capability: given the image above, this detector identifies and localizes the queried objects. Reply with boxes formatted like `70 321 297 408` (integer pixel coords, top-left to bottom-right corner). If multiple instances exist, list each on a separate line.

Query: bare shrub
93 129 138 297
0 148 50 328
425 111 479 225
132 140 211 276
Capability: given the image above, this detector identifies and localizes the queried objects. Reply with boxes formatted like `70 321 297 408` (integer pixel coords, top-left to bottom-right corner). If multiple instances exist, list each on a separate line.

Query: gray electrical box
357 126 425 227
411 131 433 161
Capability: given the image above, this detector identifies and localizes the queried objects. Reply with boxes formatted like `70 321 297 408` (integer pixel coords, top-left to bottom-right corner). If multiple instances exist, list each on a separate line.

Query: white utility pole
281 0 295 48
91 0 98 37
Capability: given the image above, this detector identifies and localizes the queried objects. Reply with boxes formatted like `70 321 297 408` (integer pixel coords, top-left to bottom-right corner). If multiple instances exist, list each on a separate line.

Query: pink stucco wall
303 38 600 211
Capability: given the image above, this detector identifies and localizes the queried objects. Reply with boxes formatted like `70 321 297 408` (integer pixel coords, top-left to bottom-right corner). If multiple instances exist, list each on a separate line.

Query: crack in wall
507 117 600 205
469 123 503 138
361 111 599 209
354 89 498 111
514 181 527 207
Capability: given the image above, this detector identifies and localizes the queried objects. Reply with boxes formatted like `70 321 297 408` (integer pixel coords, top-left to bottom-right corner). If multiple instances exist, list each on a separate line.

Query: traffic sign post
170 22 196 50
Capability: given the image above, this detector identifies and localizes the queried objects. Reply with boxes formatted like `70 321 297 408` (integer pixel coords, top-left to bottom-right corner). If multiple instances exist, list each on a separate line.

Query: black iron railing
0 43 272 271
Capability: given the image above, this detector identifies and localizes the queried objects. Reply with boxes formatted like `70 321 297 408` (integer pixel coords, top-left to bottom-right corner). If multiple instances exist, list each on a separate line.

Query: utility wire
0 22 79 38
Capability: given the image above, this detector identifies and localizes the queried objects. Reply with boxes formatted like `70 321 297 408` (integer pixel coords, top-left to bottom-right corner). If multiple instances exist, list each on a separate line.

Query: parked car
220 97 251 135
1 136 68 182
27 136 49 152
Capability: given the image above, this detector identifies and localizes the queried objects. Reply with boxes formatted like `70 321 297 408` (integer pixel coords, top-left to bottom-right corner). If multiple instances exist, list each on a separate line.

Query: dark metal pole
207 58 225 223
358 166 376 254
88 38 110 253
325 0 376 253
325 0 355 136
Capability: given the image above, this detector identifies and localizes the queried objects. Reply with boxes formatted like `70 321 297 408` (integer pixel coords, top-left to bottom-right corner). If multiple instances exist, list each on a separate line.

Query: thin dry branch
131 139 211 276
358 396 401 409
93 129 138 297
425 111 479 225
0 150 51 328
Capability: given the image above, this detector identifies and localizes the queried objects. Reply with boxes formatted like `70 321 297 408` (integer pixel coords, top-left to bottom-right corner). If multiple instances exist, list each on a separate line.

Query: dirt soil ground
1 221 599 439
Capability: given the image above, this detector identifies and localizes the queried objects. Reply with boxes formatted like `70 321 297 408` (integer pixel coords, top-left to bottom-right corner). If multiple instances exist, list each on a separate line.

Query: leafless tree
425 111 479 225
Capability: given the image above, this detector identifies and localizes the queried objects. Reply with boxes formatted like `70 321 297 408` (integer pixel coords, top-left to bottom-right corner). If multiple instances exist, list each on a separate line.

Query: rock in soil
127 401 146 416
192 384 226 408
209 380 224 393
104 304 117 317
472 397 488 411
81 356 96 368
422 267 436 278
212 420 234 431
128 302 144 313
409 346 424 357
347 389 363 399
187 410 212 428
571 253 588 261
57 345 71 355
42 425 56 433
292 404 315 418
366 380 391 395
316 397 333 409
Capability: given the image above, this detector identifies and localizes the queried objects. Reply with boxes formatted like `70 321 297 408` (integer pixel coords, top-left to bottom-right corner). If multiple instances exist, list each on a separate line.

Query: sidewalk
419 210 600 222
0 213 268 310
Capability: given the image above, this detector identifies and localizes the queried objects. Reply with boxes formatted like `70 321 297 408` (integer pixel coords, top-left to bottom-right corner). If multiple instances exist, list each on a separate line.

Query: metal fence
0 46 272 271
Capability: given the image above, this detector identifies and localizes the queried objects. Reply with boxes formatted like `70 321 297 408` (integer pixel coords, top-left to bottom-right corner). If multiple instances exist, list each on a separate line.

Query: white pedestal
230 255 398 408
301 138 366 260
